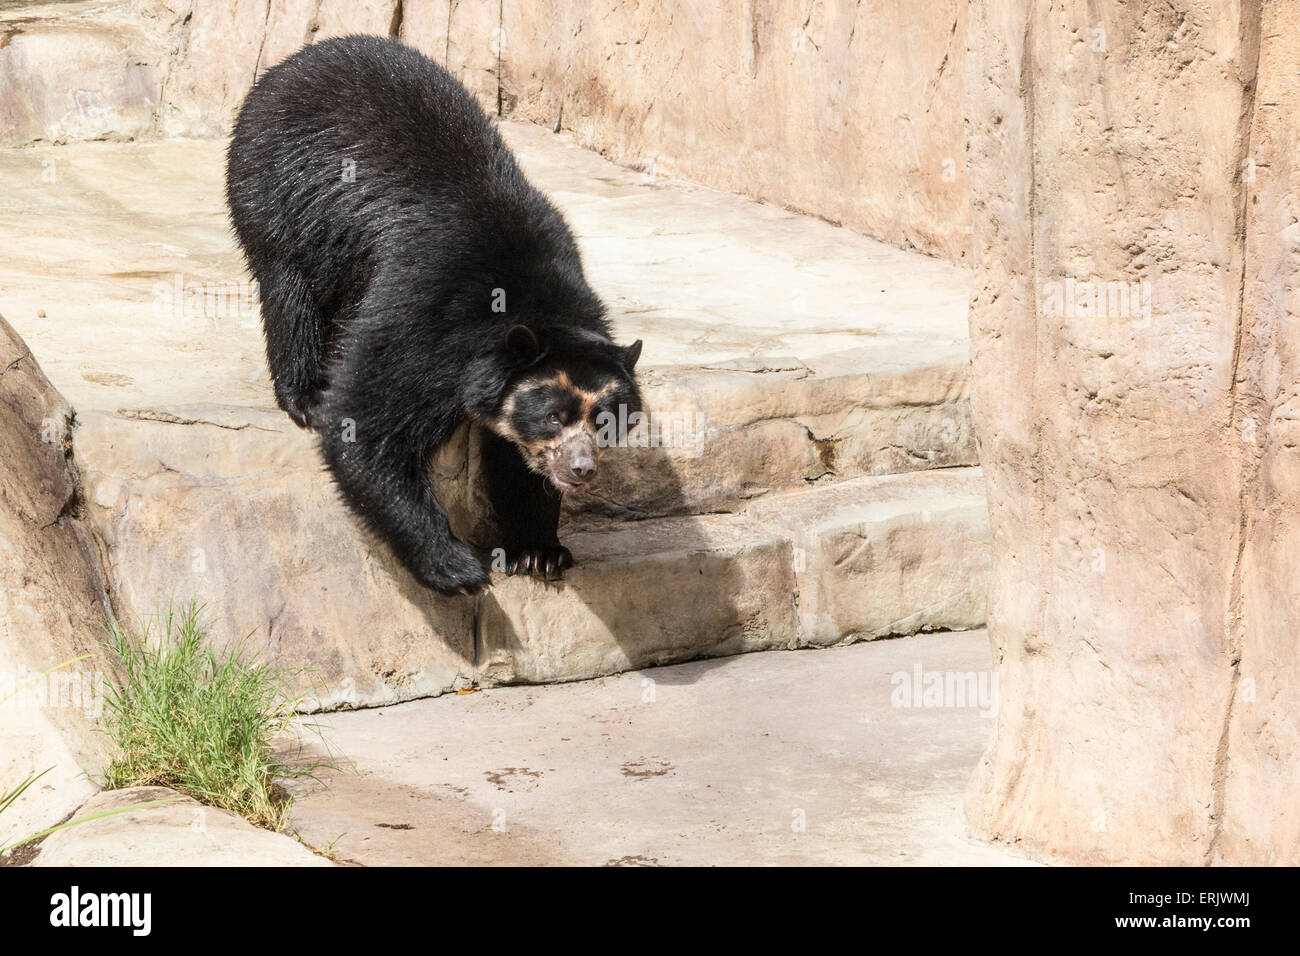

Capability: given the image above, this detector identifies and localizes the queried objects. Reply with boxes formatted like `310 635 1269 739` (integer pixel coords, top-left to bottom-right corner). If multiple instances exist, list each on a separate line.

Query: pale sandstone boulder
0 315 111 850
74 406 479 711
29 786 332 866
965 0 1296 864
0 2 165 146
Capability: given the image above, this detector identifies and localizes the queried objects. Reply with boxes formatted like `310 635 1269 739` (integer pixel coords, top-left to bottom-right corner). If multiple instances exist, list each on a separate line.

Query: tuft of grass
101 602 323 831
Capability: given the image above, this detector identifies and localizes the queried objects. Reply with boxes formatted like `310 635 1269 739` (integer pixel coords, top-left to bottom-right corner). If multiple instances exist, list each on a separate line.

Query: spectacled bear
226 35 643 595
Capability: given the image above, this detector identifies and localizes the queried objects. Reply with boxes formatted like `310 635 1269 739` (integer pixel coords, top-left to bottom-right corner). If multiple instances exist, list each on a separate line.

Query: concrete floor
283 629 1035 866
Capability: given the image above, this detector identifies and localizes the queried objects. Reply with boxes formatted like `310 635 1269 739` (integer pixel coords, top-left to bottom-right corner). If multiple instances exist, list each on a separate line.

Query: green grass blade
0 796 183 856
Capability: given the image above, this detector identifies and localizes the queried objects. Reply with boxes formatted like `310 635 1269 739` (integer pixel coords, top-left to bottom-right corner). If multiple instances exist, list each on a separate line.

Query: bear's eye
547 411 562 427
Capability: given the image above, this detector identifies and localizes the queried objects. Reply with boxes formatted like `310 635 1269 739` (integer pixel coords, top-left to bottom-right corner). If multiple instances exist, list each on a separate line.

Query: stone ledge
744 469 991 645
478 512 801 686
27 786 333 867
72 402 989 709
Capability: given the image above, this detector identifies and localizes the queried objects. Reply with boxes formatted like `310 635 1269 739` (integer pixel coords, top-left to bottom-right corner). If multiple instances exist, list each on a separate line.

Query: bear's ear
622 339 643 373
505 324 541 364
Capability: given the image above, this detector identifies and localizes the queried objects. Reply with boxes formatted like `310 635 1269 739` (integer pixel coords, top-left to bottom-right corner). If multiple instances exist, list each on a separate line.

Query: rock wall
1223 0 1300 867
0 315 111 849
486 0 971 263
1 1 970 262
965 0 1298 865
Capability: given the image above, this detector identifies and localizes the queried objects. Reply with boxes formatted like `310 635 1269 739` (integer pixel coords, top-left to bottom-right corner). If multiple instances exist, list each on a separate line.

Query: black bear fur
226 35 642 594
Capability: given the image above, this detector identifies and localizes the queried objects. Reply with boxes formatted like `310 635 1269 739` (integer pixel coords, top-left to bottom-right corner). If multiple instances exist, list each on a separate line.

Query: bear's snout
550 428 599 492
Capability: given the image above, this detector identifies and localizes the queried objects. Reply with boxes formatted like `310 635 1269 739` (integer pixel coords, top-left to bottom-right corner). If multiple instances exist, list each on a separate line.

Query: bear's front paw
500 544 573 581
418 541 490 596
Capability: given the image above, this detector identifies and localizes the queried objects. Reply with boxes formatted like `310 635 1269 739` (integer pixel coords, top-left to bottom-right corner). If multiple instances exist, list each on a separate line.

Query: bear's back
226 36 570 321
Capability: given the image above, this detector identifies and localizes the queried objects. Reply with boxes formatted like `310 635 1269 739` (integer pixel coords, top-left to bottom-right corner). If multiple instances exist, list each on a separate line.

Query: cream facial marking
485 368 626 490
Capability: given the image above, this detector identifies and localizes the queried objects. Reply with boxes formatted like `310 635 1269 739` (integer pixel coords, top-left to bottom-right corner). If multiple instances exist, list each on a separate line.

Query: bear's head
485 324 643 493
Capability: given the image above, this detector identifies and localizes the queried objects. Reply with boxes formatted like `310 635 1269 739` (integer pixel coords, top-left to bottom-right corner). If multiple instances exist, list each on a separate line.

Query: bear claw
504 545 573 581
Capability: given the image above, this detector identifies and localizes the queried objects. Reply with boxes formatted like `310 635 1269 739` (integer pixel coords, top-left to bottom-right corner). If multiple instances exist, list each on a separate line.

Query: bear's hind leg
259 263 329 428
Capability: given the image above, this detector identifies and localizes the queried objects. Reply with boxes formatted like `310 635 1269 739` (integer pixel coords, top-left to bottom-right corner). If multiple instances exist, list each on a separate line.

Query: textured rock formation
495 1 970 261
2 1 969 262
745 470 990 646
0 315 110 849
0 2 165 146
965 0 1297 865
28 786 332 865
74 406 479 711
1221 0 1300 867
148 0 403 137
73 401 987 708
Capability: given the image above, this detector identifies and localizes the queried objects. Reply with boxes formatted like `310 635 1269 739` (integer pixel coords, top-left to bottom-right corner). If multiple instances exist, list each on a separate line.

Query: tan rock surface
284 631 1031 866
745 470 990 646
496 1 970 262
0 2 165 147
73 399 986 707
75 406 479 710
399 0 500 109
478 512 801 686
964 0 1297 865
0 315 111 850
4 1 969 261
28 786 332 866
0 128 972 414
0 130 975 520
1219 0 1300 866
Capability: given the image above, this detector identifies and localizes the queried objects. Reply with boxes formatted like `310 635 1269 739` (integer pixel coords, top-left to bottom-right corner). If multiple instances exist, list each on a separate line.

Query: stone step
483 468 991 688
0 128 976 518
743 468 991 647
562 353 975 523
73 402 988 708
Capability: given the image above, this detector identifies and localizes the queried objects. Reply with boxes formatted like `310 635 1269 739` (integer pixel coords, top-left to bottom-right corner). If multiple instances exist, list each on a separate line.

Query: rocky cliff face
489 0 971 263
0 315 111 849
964 0 1299 865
